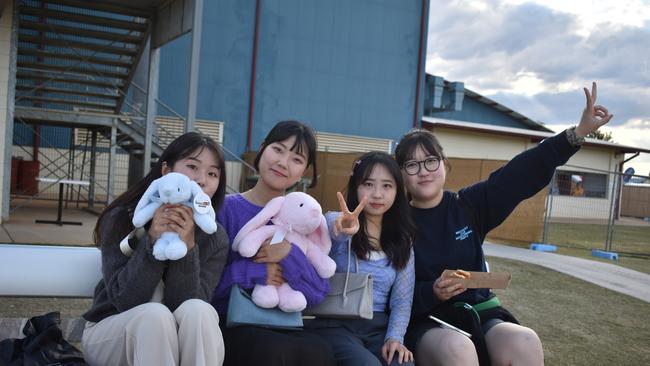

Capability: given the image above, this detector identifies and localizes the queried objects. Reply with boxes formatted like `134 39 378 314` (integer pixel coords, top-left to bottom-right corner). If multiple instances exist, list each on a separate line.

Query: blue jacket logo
455 226 473 241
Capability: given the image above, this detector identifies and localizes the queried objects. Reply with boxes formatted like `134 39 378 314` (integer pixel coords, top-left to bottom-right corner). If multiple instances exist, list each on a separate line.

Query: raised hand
334 191 368 236
576 81 614 138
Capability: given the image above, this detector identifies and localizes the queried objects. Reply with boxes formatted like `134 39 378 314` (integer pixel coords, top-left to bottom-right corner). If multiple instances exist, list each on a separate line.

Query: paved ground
484 242 650 303
1 202 96 245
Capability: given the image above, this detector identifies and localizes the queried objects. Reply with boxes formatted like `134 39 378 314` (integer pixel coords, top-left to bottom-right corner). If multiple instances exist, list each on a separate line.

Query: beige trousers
82 299 224 366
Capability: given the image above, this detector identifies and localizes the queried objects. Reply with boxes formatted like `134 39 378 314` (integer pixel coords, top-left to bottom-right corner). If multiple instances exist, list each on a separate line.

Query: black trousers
223 325 336 366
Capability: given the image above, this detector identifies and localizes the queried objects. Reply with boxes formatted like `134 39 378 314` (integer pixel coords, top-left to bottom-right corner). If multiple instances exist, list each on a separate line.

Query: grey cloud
426 1 650 127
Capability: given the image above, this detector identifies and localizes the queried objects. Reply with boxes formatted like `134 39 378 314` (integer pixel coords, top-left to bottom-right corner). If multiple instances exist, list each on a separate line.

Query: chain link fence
542 165 650 257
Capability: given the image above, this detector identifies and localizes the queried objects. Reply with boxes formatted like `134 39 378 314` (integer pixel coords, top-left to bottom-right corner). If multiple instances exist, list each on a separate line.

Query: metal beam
1 0 17 221
18 6 149 31
19 21 143 44
18 34 138 56
16 95 116 111
143 37 159 175
17 71 122 89
108 122 117 203
88 129 97 208
17 62 128 79
16 85 119 100
18 48 133 68
114 21 152 112
185 0 202 132
14 106 118 127
42 0 151 18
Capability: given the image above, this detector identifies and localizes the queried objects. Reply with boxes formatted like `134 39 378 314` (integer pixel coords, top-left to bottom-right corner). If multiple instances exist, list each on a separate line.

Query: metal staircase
14 0 165 157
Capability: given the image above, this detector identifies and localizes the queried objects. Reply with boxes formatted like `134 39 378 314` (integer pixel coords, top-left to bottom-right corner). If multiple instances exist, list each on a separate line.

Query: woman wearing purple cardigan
211 121 335 366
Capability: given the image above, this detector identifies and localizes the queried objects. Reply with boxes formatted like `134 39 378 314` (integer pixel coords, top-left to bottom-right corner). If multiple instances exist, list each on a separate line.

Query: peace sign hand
576 82 614 138
334 191 368 237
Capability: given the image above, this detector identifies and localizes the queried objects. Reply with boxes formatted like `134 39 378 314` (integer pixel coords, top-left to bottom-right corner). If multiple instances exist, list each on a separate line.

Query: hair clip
350 160 362 176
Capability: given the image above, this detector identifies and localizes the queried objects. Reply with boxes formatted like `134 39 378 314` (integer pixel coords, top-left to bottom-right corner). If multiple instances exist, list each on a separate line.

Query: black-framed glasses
402 157 441 175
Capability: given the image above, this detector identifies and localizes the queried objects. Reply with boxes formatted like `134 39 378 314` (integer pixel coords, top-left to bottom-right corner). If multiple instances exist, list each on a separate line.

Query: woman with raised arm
395 83 613 366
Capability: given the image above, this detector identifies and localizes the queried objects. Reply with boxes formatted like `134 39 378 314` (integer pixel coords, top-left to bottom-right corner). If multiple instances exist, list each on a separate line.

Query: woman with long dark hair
82 132 229 366
308 151 416 366
210 120 336 366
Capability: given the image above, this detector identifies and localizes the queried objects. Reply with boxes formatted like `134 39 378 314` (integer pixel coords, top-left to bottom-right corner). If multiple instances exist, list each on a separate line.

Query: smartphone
428 315 472 338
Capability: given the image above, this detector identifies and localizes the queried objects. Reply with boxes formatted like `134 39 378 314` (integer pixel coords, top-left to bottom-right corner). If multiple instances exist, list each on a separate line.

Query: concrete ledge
530 243 558 252
591 249 619 261
0 316 86 343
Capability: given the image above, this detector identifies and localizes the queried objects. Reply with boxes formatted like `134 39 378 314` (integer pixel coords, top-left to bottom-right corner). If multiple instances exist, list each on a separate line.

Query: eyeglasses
402 157 441 175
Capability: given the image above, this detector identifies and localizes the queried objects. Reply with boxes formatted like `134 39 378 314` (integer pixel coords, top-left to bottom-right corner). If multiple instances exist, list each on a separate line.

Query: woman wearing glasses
395 82 613 366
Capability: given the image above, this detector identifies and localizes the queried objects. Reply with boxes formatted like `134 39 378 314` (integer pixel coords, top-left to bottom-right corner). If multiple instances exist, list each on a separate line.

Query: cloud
426 0 650 127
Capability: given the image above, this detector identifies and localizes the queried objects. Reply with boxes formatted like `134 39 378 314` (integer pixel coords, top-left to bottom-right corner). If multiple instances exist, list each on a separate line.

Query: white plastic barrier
0 244 101 297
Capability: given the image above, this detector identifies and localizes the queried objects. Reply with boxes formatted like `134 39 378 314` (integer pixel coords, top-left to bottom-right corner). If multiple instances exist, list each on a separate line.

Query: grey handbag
304 238 373 319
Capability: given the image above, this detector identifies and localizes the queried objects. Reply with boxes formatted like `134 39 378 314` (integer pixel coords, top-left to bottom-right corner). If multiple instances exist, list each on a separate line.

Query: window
553 171 607 198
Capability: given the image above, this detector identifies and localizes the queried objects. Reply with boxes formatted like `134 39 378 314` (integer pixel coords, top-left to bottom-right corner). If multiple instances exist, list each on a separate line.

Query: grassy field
2 256 649 365
489 256 650 366
546 222 650 256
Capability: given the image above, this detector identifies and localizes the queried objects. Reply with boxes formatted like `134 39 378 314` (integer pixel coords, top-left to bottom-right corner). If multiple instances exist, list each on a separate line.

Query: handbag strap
343 238 358 305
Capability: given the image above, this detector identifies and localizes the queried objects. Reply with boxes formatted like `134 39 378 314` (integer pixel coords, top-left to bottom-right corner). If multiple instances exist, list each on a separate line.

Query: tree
586 130 613 141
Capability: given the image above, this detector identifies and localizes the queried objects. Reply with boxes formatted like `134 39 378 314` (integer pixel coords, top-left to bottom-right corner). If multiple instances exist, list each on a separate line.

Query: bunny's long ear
134 178 160 215
189 180 204 200
232 196 285 250
307 214 332 254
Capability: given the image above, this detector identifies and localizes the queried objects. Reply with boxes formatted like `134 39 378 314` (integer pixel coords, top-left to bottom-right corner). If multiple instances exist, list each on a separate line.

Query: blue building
157 0 430 157
1 0 432 222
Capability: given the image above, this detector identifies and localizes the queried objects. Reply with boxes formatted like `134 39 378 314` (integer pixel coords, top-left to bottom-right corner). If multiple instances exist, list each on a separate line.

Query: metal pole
542 171 556 244
186 0 203 132
108 122 117 204
88 129 97 208
144 37 159 175
1 0 18 221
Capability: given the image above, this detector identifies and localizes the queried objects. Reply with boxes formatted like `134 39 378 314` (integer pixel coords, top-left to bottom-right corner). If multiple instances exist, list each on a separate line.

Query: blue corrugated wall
158 0 424 157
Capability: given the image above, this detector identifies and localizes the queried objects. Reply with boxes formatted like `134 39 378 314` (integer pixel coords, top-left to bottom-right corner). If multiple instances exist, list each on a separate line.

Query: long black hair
346 151 415 270
253 120 318 188
94 132 226 245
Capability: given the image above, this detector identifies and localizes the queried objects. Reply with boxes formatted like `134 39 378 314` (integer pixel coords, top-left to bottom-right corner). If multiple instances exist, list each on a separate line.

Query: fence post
605 171 619 252
542 171 556 244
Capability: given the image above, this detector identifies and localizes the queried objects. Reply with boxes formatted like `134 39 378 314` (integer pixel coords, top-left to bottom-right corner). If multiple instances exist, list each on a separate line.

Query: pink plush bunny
233 192 336 312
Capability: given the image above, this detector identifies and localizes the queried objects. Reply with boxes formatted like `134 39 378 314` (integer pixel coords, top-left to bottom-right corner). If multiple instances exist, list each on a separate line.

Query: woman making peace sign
307 151 416 366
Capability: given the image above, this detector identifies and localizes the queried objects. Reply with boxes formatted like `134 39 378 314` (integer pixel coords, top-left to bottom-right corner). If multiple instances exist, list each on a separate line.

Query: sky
425 0 650 178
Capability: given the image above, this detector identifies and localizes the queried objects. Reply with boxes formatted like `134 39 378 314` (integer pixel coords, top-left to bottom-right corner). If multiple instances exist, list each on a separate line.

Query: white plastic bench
0 244 101 342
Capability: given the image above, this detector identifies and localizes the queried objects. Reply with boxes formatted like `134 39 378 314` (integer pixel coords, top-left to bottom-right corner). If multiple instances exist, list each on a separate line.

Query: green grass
546 222 650 255
488 256 650 366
